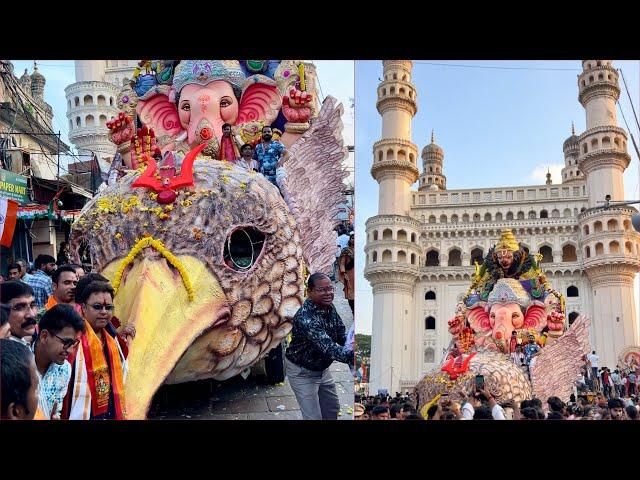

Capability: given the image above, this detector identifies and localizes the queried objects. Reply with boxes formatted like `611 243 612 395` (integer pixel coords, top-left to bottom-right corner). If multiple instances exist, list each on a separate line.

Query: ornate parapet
371 160 419 184
578 149 631 174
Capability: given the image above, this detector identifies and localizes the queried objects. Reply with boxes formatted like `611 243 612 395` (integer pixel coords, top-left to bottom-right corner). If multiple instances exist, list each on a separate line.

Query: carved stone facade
65 61 137 167
365 60 640 395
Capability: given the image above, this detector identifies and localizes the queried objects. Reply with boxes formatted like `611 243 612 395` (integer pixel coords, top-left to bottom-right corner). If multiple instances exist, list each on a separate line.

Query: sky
355 60 640 335
9 60 354 178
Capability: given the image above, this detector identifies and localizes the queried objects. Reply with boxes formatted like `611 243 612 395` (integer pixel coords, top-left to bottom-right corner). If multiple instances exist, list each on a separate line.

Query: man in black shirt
285 273 354 420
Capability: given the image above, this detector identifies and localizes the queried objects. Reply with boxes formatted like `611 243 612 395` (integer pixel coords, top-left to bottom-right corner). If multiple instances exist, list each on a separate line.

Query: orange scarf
81 319 126 419
45 296 57 311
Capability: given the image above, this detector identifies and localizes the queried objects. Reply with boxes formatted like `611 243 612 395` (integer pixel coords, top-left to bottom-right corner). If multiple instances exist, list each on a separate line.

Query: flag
0 197 19 247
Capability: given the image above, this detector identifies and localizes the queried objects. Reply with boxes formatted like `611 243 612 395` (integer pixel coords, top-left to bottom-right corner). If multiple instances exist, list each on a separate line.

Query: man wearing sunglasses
32 304 85 419
62 281 127 420
0 280 38 346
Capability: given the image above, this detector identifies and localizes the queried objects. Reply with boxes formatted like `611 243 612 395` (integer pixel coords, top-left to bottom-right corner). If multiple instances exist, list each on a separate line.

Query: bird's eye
223 227 265 272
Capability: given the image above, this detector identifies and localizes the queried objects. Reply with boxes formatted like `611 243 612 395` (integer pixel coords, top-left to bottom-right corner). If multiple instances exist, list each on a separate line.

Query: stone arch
595 242 604 255
382 228 392 240
411 253 416 264
602 136 611 148
409 153 415 164
425 290 436 300
484 212 492 222
440 214 447 224
585 246 590 258
425 316 436 330
97 95 106 106
593 221 602 233
528 210 537 219
625 241 633 254
609 240 620 254
568 311 580 325
386 149 394 160
99 115 107 126
424 347 435 363
425 249 440 267
448 248 462 266
562 243 578 262
377 150 383 162
382 249 392 262
623 219 631 230
397 149 407 161
540 209 548 219
397 250 407 263
473 213 481 222
75 116 81 127
598 73 604 80
390 86 396 95
85 115 94 127
495 212 503 221
470 247 484 265
462 213 470 223
551 209 560 218
372 230 378 241
428 215 436 224
74 96 80 107
591 138 598 150
83 94 93 105
397 229 407 242
110 97 114 106
583 225 589 235
411 233 416 242
582 143 588 154
538 245 553 263
402 74 407 81
564 208 572 218
399 87 406 96
517 211 525 220
393 73 397 80
372 251 378 262
607 219 618 231
567 285 579 297
506 211 514 220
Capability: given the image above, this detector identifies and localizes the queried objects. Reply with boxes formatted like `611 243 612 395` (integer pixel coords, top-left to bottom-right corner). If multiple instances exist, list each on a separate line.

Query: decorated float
69 60 348 419
414 229 592 415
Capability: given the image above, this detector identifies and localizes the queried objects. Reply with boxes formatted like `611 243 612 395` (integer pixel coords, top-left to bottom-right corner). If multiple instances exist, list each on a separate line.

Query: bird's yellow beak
102 255 227 419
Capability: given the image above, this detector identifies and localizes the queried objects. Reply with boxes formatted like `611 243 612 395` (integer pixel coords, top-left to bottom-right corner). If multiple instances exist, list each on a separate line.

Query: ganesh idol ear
523 304 547 331
136 86 184 146
530 315 591 403
237 75 281 126
467 306 491 333
276 96 348 275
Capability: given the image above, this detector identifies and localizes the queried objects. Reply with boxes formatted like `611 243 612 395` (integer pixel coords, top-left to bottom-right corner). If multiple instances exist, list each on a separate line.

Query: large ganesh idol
72 60 347 419
107 60 317 167
414 229 592 414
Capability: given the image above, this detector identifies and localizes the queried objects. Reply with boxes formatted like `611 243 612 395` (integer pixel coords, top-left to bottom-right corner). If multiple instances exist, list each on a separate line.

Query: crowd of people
354 387 640 420
1 251 134 420
576 350 638 399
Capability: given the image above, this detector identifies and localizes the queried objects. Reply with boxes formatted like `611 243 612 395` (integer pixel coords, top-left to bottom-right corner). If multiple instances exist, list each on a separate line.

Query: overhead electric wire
618 68 640 134
413 61 580 72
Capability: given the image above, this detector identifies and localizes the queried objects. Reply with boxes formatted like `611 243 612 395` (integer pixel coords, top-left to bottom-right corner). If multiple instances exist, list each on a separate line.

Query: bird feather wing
277 96 348 274
530 315 591 402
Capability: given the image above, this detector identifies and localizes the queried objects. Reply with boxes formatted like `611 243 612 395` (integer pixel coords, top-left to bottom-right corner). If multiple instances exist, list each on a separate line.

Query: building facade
65 61 137 167
364 60 640 395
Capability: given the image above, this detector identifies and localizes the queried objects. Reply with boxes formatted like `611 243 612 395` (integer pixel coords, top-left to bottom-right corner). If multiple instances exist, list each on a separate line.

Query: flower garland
112 236 194 301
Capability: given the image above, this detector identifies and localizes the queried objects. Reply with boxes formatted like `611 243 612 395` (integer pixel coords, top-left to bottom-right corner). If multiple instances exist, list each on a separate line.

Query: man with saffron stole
61 281 128 420
217 123 240 162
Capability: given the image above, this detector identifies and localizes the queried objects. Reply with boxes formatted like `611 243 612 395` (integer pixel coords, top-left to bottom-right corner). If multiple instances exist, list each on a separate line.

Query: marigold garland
112 236 194 301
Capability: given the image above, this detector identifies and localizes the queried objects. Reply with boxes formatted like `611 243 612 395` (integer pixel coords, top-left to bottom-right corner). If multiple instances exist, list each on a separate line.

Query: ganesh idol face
178 81 239 145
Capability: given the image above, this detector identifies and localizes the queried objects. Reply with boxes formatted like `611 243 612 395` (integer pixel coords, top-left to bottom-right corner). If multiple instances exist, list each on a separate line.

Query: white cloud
530 163 564 184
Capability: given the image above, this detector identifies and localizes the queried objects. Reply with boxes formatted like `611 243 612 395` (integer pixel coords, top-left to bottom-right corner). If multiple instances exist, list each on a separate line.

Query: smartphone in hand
475 374 485 391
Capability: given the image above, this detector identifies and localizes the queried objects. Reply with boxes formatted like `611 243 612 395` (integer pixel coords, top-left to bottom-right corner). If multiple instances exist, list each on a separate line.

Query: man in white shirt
333 226 350 280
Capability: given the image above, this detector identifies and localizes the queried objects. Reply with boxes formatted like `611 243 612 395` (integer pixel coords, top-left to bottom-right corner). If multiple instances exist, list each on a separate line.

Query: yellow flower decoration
112 236 194 301
221 175 229 184
115 232 122 240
